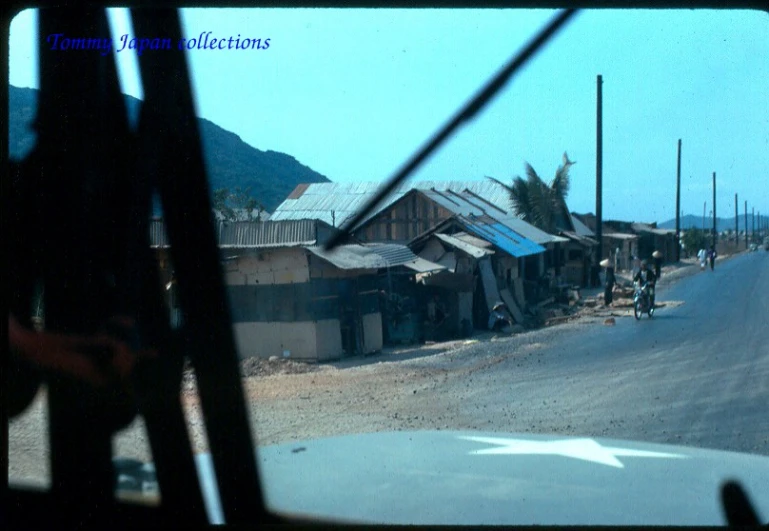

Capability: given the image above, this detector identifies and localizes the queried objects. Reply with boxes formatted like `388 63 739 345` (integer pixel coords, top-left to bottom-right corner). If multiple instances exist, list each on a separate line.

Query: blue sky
8 8 769 223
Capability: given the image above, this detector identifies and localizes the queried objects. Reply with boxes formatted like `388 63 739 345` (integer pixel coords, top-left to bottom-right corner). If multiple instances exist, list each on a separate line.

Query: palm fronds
489 151 576 234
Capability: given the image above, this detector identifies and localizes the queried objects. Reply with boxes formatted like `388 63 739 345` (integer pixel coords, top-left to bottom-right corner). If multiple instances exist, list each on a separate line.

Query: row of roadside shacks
150 218 447 361
150 182 677 361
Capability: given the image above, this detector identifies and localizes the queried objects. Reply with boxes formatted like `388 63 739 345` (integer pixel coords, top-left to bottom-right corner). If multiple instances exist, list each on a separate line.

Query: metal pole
712 172 716 248
675 139 681 261
595 74 603 287
752 207 755 240
745 201 748 248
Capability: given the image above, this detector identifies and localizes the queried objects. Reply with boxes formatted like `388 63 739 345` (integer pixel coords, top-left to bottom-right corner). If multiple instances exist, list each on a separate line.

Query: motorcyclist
633 259 657 308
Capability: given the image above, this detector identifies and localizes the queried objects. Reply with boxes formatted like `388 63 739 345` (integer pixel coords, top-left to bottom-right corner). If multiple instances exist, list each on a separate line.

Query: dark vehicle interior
3 2 766 528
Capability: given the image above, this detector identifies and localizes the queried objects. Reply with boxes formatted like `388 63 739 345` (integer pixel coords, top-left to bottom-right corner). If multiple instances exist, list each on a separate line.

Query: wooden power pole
675 139 681 261
745 201 748 248
712 172 716 248
595 74 603 287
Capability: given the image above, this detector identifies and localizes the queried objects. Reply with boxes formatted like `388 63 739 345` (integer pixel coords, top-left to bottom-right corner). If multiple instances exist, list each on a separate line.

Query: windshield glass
8 6 769 526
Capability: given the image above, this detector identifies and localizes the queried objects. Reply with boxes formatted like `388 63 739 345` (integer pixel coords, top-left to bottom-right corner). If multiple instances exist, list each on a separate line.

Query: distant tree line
212 186 265 222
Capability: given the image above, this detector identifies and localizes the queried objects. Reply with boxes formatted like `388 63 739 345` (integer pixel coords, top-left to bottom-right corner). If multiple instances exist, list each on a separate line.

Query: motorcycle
633 282 655 320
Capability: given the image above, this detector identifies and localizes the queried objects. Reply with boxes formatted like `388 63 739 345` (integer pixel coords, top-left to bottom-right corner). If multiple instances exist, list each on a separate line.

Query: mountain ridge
658 214 767 233
8 85 330 213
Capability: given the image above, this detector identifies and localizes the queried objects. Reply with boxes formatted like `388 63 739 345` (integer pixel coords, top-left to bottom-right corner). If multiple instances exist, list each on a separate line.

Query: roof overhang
434 233 494 259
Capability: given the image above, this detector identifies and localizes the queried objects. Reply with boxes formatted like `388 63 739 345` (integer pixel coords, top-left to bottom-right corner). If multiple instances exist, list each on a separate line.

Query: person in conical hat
652 251 662 279
601 255 615 306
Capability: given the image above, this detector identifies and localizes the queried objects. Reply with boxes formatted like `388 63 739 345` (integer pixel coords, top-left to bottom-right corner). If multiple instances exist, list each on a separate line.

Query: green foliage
681 228 710 253
488 151 575 234
212 186 264 222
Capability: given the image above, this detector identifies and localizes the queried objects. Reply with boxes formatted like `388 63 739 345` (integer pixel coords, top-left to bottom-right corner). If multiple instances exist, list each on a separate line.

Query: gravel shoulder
7 252 744 487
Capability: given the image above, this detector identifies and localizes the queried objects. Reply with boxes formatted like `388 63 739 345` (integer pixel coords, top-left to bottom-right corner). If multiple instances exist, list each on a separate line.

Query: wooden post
745 201 748 248
712 172 716 248
675 139 681 261
595 74 603 286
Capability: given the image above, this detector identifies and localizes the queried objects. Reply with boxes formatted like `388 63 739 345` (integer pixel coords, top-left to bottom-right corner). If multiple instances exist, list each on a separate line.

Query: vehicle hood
123 430 769 525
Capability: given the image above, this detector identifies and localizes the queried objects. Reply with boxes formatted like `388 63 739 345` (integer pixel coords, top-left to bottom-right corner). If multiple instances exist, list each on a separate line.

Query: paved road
410 251 769 456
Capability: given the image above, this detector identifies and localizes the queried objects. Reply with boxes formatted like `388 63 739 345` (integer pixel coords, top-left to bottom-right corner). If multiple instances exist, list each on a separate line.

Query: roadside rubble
526 258 708 327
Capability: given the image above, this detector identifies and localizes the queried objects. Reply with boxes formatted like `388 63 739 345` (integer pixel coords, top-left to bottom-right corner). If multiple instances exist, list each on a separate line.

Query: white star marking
458 436 689 468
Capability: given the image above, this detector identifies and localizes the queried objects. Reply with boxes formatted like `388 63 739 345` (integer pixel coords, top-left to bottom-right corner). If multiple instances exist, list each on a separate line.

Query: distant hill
658 214 767 233
8 85 330 213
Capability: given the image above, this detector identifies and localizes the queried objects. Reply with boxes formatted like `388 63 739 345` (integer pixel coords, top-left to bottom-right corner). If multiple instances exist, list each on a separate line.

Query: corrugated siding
149 219 328 249
149 219 170 248
217 219 320 248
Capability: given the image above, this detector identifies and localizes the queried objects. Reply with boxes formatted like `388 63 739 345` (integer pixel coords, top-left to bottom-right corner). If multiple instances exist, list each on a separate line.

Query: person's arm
8 314 156 389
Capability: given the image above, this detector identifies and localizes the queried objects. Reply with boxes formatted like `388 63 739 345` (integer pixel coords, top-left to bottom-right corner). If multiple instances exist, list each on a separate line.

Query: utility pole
594 74 603 287
745 201 748 248
675 139 681 261
735 193 738 247
702 201 706 231
712 172 716 248
752 207 755 241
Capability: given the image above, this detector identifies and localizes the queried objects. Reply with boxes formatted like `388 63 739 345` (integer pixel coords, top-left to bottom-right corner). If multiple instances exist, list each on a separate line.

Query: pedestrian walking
709 245 717 271
600 258 615 306
697 248 707 271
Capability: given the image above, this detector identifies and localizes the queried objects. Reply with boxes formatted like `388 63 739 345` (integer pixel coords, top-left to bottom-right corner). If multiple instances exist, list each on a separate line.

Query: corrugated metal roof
364 243 418 267
631 223 676 236
452 232 494 249
461 216 546 258
493 212 567 244
149 219 330 249
434 233 493 259
603 232 639 240
306 245 387 270
306 243 444 272
402 256 446 274
271 180 518 227
272 180 576 246
420 189 484 217
570 214 595 237
562 231 599 246
422 189 562 245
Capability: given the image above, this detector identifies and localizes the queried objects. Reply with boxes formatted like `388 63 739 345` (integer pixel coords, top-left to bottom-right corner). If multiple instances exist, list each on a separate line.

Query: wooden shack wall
356 194 453 243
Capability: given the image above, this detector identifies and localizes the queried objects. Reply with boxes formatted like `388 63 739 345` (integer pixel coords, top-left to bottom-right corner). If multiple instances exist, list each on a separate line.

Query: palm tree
488 152 575 234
